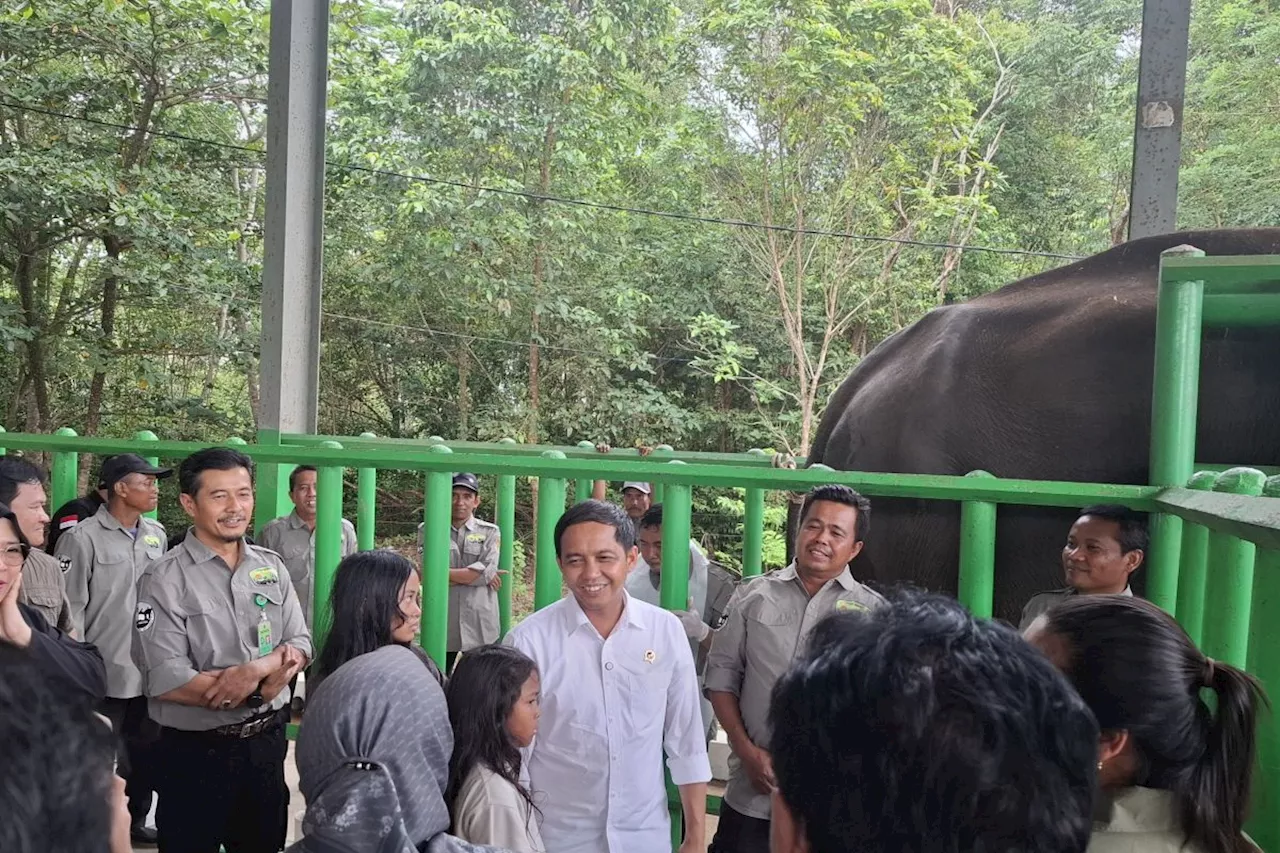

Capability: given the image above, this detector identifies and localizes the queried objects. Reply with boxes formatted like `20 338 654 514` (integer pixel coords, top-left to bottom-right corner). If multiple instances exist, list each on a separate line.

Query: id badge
255 595 273 657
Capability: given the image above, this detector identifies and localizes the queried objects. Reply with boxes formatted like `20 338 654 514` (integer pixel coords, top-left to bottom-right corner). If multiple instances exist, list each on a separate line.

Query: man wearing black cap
417 473 503 671
55 452 172 846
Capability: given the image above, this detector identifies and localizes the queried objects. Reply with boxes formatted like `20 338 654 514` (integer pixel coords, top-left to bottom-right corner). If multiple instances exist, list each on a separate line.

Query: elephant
808 228 1280 622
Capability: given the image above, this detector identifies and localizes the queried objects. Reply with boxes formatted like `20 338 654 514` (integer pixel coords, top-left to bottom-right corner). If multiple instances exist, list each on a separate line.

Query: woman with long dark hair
1025 595 1265 853
445 645 544 852
312 550 437 689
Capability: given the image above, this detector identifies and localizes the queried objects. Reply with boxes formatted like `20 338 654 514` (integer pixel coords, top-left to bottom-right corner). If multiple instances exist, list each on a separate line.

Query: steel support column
259 0 330 529
1127 0 1192 239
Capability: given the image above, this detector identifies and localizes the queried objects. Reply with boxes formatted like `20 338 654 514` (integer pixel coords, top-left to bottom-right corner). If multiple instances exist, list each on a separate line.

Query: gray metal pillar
259 0 329 528
1127 0 1192 240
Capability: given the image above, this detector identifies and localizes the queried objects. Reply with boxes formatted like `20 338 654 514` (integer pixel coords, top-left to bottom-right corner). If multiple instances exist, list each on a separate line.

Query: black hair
178 447 254 496
0 502 32 561
0 642 117 853
1042 595 1264 853
315 550 419 679
799 484 871 542
445 645 541 838
1076 504 1148 555
638 504 663 531
770 591 1098 853
289 465 318 492
553 499 635 556
0 455 47 505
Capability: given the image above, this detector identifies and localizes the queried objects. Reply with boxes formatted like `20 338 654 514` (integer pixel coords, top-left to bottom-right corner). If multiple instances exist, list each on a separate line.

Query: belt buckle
240 716 264 738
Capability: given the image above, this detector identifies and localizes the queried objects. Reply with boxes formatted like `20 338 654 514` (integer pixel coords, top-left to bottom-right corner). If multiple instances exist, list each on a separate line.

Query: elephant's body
809 229 1280 621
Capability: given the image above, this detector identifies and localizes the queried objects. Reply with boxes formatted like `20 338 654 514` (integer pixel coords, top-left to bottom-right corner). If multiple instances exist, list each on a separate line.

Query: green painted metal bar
49 427 80 513
254 428 290 539
134 430 160 521
312 441 345 658
742 450 768 578
1173 472 1216 642
497 471 516 637
1247 475 1280 852
421 446 454 668
1154 488 1280 551
0 424 6 454
660 462 692 612
356 432 377 551
0 432 1163 510
1192 463 1280 476
574 441 595 504
1200 467 1266 668
1157 253 1280 291
651 446 672 504
535 451 567 610
957 470 997 618
1146 245 1205 613
1202 294 1280 327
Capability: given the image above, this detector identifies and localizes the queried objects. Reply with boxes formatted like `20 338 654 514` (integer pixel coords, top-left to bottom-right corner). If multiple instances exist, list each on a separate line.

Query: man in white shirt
506 500 711 853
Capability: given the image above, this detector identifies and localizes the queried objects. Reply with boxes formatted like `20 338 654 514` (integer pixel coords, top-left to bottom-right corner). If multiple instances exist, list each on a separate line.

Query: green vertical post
421 446 454 668
133 430 160 521
660 462 691 612
1201 467 1266 668
1146 244 1205 612
497 471 517 636
0 424 6 455
957 470 997 618
50 427 79 512
1247 475 1280 852
356 432 377 551
651 446 673 504
312 441 345 659
254 429 292 538
575 440 594 504
534 451 567 611
1174 472 1216 642
742 450 767 578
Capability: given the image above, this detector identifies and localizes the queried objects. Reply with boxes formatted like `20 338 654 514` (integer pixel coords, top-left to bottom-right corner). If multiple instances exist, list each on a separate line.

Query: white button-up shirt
506 592 712 853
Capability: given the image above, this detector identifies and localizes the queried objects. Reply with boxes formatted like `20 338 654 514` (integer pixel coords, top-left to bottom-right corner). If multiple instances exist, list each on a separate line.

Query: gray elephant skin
808 228 1280 622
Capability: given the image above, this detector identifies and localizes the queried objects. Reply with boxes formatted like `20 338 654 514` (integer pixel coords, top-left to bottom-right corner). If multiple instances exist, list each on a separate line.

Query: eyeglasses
0 544 29 567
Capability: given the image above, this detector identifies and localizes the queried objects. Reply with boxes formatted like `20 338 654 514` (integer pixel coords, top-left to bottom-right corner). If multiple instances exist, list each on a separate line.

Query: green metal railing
3 249 1279 848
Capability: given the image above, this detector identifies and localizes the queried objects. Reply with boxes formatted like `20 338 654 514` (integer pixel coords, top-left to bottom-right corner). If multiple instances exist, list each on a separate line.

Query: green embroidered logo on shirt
835 599 868 613
143 534 161 547
466 533 486 542
249 566 279 586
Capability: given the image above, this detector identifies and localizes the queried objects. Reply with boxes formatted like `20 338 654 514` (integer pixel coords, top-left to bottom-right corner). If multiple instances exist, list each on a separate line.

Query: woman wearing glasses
0 501 105 703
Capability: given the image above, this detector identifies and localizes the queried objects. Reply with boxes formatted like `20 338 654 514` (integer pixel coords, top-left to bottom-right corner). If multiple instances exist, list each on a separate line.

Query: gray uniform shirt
704 563 885 820
416 516 501 652
1018 585 1134 631
134 529 313 731
257 511 357 628
19 548 75 635
56 505 167 698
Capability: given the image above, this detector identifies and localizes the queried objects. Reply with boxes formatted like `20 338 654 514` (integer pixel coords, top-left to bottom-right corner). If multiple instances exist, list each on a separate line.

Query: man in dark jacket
0 503 106 705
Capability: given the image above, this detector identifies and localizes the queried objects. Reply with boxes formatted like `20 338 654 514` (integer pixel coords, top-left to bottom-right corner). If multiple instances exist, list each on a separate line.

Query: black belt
170 707 286 740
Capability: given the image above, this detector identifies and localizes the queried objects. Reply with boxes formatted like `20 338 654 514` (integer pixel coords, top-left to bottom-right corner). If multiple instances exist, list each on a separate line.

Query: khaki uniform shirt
1018 585 1133 631
56 506 167 698
704 562 885 820
416 516 501 652
19 548 75 635
134 530 313 731
257 511 357 628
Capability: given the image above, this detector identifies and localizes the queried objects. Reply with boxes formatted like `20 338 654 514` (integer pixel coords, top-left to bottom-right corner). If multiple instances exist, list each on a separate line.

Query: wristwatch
246 683 265 709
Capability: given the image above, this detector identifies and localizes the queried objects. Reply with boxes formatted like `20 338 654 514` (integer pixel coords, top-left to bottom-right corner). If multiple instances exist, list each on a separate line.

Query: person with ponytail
445 645 544 853
1025 595 1265 853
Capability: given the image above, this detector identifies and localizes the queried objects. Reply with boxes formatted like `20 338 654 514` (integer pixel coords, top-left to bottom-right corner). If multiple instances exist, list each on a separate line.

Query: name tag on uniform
835 599 868 613
249 566 279 586
254 593 273 657
143 534 162 547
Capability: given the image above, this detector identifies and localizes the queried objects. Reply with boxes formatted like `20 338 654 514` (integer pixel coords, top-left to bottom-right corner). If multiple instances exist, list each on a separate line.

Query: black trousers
155 714 290 853
100 696 160 828
709 802 772 853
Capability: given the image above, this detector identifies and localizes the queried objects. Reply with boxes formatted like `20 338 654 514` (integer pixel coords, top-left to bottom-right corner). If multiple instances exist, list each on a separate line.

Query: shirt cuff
285 636 314 660
668 752 713 786
147 660 200 697
702 668 742 696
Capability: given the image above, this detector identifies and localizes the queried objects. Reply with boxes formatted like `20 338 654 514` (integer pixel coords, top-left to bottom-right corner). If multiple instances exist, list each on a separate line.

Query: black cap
452 473 480 494
99 454 173 490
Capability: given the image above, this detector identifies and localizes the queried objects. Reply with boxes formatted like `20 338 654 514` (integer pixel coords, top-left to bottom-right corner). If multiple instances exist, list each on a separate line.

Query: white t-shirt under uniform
505 592 712 853
453 764 545 853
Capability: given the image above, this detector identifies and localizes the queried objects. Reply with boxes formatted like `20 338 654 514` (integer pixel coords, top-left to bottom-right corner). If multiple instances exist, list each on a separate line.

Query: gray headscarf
288 644 505 853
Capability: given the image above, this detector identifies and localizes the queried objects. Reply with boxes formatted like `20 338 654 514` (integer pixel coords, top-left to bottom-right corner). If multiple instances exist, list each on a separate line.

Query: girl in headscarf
289 644 507 853
1025 595 1265 853
446 645 544 852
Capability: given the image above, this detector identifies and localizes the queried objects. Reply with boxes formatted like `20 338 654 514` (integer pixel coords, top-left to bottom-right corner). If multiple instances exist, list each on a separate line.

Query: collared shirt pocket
617 656 671 736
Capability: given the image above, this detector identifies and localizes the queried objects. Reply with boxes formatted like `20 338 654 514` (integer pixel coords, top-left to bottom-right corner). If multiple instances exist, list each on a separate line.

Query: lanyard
254 593 272 658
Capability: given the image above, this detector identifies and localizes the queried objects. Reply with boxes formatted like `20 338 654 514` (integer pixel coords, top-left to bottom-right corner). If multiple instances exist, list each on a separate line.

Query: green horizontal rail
0 432 1158 509
1159 253 1280 293
1155 486 1280 551
1194 463 1280 476
1202 294 1280 327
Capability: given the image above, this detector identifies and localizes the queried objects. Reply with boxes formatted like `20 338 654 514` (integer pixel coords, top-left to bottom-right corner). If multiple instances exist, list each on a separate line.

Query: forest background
2 0 1276 571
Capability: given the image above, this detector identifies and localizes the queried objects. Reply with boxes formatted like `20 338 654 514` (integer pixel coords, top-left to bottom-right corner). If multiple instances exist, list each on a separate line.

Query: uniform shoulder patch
58 554 72 574
135 601 155 631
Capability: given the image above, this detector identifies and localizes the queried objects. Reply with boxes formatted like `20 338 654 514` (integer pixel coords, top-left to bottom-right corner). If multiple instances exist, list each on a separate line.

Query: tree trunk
457 343 470 440
15 247 52 430
527 117 557 588
84 235 124 440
